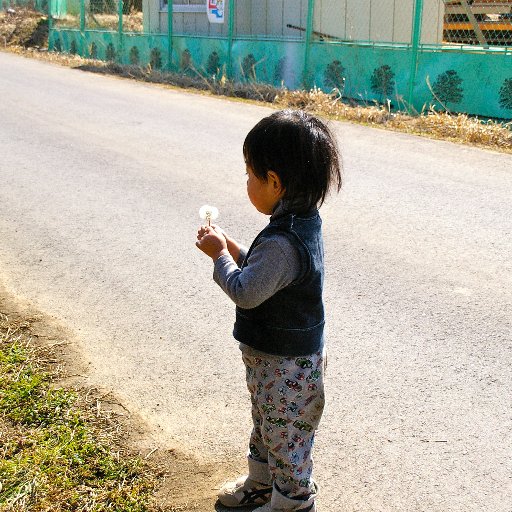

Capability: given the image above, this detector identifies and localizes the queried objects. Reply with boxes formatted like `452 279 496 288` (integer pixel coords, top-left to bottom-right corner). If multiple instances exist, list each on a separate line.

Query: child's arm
196 227 300 309
212 235 300 309
224 233 244 264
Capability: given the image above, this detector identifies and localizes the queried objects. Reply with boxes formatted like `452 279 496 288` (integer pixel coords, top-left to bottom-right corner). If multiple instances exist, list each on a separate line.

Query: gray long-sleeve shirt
213 208 302 310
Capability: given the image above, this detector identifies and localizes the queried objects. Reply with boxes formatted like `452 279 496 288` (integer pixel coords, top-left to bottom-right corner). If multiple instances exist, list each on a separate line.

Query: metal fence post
167 0 173 70
118 0 124 63
80 0 85 57
303 0 315 89
80 0 85 32
47 0 52 50
407 0 424 113
227 0 235 79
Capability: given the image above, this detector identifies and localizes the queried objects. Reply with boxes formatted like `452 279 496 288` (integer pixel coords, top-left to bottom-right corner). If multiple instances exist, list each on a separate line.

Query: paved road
1 51 511 512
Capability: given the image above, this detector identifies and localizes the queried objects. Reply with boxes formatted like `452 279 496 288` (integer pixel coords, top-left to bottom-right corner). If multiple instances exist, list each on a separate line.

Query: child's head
243 110 342 213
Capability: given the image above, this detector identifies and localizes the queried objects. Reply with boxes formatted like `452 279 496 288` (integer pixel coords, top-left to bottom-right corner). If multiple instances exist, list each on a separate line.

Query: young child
196 110 342 512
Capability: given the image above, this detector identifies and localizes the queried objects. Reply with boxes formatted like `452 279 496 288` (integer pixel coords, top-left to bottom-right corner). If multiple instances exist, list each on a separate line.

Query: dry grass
0 8 47 48
77 60 282 102
390 109 512 151
275 88 512 153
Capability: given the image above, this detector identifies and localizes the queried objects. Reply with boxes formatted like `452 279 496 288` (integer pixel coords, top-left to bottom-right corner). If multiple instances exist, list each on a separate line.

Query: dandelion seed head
199 205 219 222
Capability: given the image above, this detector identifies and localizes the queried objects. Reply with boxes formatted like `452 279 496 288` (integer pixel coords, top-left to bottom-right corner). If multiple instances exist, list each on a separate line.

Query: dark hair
243 110 342 212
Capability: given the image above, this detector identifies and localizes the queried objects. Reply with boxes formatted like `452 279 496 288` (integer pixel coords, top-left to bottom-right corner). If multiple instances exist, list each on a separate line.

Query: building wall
313 0 444 44
233 0 308 38
143 0 159 33
146 0 444 44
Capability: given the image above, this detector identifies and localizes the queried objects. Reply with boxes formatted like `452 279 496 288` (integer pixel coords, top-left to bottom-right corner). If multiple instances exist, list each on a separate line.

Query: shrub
129 45 139 65
106 42 116 62
150 47 162 69
242 53 256 81
370 64 395 101
432 69 464 106
324 60 345 91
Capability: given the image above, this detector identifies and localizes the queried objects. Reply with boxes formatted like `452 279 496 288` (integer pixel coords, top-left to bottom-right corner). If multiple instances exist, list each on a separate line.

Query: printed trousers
242 348 325 508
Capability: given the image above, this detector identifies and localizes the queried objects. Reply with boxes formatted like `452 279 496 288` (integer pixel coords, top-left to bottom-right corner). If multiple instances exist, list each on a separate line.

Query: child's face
246 165 284 215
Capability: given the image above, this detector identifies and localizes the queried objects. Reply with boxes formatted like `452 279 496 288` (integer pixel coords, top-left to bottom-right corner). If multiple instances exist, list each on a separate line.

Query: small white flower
199 205 219 225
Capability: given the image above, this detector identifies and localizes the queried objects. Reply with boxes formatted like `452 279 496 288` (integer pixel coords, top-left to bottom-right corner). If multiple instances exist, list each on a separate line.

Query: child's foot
252 503 316 512
252 486 317 512
218 475 272 507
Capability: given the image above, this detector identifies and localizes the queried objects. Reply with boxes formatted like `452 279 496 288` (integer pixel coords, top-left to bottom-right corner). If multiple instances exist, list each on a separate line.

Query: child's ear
267 170 285 197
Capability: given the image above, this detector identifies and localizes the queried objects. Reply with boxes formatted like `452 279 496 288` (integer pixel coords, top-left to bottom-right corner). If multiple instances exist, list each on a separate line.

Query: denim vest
233 208 325 356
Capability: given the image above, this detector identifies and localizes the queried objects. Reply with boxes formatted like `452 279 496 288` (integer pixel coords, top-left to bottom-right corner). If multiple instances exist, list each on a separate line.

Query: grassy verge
1 9 511 154
276 88 512 152
0 312 158 511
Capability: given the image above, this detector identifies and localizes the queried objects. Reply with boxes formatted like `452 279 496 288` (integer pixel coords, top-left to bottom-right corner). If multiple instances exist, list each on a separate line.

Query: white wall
143 0 444 43
143 0 160 33
314 0 444 44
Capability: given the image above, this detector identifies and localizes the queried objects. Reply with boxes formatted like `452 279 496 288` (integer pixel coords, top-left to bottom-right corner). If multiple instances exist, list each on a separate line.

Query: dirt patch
0 286 233 511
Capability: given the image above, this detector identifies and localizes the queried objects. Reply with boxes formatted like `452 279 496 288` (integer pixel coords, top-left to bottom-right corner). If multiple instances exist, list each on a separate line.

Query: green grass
0 317 156 511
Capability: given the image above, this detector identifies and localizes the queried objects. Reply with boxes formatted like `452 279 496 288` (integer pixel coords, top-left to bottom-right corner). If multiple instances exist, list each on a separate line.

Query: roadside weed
0 316 156 512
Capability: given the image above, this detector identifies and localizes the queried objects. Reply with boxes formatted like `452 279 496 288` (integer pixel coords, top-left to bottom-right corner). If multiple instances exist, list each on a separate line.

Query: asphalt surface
1 51 511 512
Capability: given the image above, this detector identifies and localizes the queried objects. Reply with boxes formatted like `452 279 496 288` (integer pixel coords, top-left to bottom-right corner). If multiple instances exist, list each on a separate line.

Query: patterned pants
242 348 325 508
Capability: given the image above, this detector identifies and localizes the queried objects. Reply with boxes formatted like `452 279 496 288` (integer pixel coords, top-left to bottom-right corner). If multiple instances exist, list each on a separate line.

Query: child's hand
197 224 225 240
196 225 229 261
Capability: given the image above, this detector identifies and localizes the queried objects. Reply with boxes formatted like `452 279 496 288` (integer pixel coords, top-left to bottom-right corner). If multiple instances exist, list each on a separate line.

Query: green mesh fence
52 0 79 27
418 0 512 115
441 0 512 46
48 0 512 120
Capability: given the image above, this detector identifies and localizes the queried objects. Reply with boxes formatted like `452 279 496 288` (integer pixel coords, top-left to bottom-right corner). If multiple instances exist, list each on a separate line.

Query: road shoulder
0 283 231 511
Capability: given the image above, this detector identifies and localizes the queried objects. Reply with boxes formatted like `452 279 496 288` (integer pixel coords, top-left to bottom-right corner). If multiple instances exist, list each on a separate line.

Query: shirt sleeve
237 246 248 268
213 235 301 309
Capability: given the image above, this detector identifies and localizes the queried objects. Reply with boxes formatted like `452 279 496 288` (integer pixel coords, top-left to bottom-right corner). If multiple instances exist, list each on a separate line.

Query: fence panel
51 0 79 28
46 0 512 119
233 0 307 39
415 0 512 117
440 0 512 47
85 0 120 30
414 47 512 117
